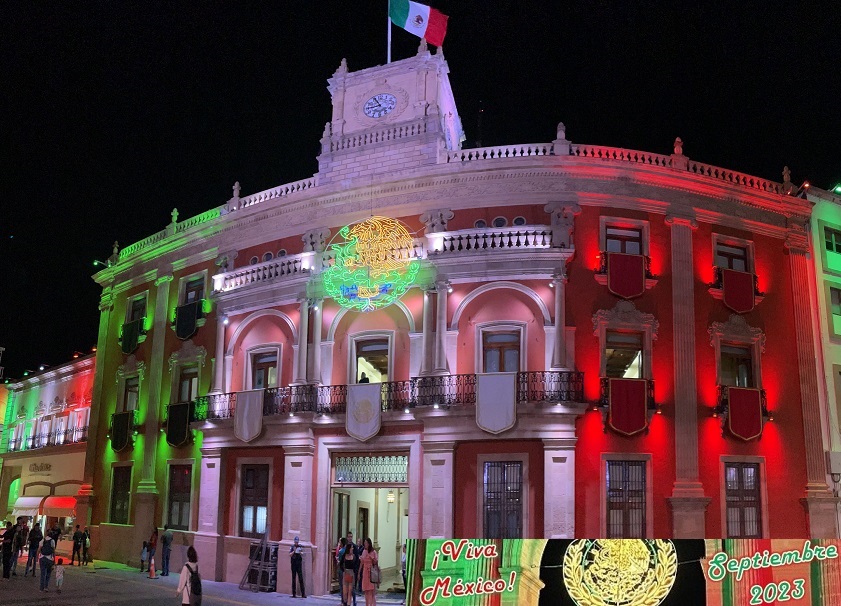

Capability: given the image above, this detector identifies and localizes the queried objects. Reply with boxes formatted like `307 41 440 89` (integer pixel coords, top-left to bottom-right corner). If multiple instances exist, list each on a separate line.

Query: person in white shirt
176 545 201 606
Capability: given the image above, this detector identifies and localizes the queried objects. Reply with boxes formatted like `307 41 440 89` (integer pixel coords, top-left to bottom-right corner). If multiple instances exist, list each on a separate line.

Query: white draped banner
346 383 382 442
234 388 265 443
476 372 517 434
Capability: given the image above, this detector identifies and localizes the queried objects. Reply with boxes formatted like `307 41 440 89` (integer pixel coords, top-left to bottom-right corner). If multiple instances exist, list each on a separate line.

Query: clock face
363 93 398 119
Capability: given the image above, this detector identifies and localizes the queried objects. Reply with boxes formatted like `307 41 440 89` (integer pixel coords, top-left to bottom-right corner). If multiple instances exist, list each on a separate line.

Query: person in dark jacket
71 525 84 565
2 522 15 580
339 537 360 606
25 524 43 576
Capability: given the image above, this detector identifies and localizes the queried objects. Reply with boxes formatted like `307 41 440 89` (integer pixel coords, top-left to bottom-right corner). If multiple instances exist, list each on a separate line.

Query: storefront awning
42 496 76 517
11 495 46 518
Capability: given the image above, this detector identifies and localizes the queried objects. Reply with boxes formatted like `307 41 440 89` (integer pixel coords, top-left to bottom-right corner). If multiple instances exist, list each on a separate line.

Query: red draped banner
608 378 649 436
727 387 763 441
607 253 646 299
722 269 755 314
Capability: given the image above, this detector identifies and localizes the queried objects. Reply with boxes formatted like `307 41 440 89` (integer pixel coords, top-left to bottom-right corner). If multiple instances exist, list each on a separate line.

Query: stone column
193 447 226 581
788 228 841 537
550 272 568 370
309 300 323 384
543 438 577 538
280 442 316 598
76 289 115 527
433 282 449 375
665 214 710 537
135 273 172 553
293 298 310 385
210 311 226 394
419 289 434 376
422 441 455 538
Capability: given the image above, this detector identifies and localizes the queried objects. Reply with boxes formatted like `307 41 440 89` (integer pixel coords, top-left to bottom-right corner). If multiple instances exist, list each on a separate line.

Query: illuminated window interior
725 462 762 538
605 226 642 255
482 331 520 373
826 227 841 254
605 331 643 378
177 366 199 403
123 376 139 411
715 242 749 272
128 296 146 322
183 276 204 304
240 464 269 538
356 339 389 383
720 344 754 388
251 352 278 390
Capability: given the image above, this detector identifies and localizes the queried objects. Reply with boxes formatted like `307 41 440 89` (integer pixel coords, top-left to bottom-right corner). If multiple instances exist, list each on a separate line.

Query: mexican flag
389 0 449 47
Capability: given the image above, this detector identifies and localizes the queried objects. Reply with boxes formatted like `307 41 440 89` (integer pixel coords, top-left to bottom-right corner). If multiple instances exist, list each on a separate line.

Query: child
55 558 65 594
140 541 148 572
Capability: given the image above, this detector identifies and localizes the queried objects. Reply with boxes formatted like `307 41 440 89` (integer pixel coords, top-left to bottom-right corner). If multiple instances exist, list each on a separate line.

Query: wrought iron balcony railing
596 253 655 279
598 377 656 409
517 371 585 403
7 426 89 453
709 266 765 296
714 385 769 418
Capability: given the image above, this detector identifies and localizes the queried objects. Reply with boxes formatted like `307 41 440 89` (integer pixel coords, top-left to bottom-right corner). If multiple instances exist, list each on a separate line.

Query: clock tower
317 42 465 185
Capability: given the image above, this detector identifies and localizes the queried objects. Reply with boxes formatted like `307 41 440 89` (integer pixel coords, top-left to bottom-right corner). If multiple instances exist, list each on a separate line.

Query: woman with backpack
177 545 201 606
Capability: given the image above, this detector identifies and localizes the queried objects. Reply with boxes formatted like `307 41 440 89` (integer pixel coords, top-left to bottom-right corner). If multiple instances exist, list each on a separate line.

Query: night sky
1 1 839 379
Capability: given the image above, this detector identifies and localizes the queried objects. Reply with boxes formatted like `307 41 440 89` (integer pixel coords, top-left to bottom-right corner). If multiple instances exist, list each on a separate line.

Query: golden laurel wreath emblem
352 398 375 424
563 539 677 606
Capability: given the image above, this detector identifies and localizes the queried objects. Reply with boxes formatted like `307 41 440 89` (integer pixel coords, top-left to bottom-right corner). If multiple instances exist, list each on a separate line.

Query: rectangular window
183 276 205 305
110 466 132 524
606 460 646 538
168 464 192 531
715 242 749 272
831 288 841 316
356 338 389 383
725 462 762 538
240 464 269 538
123 377 139 411
483 461 523 538
605 331 643 379
720 344 754 388
177 366 199 403
826 227 841 254
252 353 278 390
128 296 146 322
482 331 520 373
605 226 643 255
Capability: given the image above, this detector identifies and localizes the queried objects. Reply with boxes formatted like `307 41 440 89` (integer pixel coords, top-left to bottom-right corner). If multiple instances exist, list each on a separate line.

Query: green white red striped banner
389 0 448 47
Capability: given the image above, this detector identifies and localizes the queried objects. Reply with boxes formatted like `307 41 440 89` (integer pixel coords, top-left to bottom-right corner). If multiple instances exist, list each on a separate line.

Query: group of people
140 525 175 576
1 517 88 592
334 532 380 606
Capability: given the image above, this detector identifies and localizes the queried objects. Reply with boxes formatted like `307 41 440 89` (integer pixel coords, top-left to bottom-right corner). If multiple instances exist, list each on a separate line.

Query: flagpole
387 0 392 63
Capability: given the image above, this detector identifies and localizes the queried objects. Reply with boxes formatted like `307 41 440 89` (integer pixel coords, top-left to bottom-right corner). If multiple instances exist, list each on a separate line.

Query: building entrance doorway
329 453 410 596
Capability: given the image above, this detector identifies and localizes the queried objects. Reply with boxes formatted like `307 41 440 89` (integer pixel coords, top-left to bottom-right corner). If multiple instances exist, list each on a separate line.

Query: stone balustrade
428 225 553 254
330 122 428 153
686 159 784 194
236 177 318 209
213 252 310 292
569 144 673 167
447 143 552 162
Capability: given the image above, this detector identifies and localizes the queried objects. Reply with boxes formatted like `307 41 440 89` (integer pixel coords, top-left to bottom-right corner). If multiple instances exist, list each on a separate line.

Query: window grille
725 462 762 538
334 455 408 484
110 466 132 524
483 461 523 538
168 464 192 530
606 460 646 538
240 464 269 538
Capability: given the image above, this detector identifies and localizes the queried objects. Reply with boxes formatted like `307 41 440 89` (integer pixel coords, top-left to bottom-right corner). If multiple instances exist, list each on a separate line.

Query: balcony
598 378 656 410
714 385 769 418
194 371 585 420
5 426 88 453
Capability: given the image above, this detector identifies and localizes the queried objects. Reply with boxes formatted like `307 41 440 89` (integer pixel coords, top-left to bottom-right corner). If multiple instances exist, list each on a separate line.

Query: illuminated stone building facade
0 354 94 527
78 44 834 595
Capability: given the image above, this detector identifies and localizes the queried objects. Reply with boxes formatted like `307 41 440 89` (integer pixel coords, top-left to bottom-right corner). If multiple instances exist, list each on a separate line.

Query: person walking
176 545 202 606
39 530 56 591
140 541 148 572
339 537 360 606
355 538 365 594
11 518 25 576
359 538 379 606
400 544 407 604
161 525 174 576
54 558 65 593
1 521 15 580
148 527 159 576
71 524 84 565
82 527 91 566
289 535 306 598
24 523 43 577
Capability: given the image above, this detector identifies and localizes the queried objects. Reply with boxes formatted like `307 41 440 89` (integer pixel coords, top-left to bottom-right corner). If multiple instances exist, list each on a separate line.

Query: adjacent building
75 44 835 596
0 354 94 529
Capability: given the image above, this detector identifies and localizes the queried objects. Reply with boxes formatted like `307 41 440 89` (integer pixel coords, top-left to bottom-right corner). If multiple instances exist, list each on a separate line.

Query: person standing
39 531 56 591
339 537 359 606
355 538 365 594
161 525 174 576
71 524 84 565
359 538 379 606
25 523 43 577
176 545 201 606
400 544 407 605
54 558 65 593
1 521 15 580
148 527 159 576
11 518 25 576
82 527 91 566
290 535 306 598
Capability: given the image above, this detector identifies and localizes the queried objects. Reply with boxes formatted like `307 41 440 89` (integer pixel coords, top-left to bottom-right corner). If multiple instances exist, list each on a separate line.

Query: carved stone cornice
784 223 810 254
592 300 659 340
419 208 454 234
665 214 698 230
116 356 147 383
154 274 174 287
168 340 208 372
98 292 114 312
708 315 766 352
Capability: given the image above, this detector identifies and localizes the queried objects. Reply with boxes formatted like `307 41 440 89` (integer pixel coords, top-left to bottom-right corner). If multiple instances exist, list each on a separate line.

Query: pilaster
421 441 455 538
210 311 226 394
550 271 569 370
419 289 434 376
433 282 449 375
293 298 310 385
543 438 577 538
282 442 316 543
665 214 710 536
194 447 227 581
308 300 323 384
